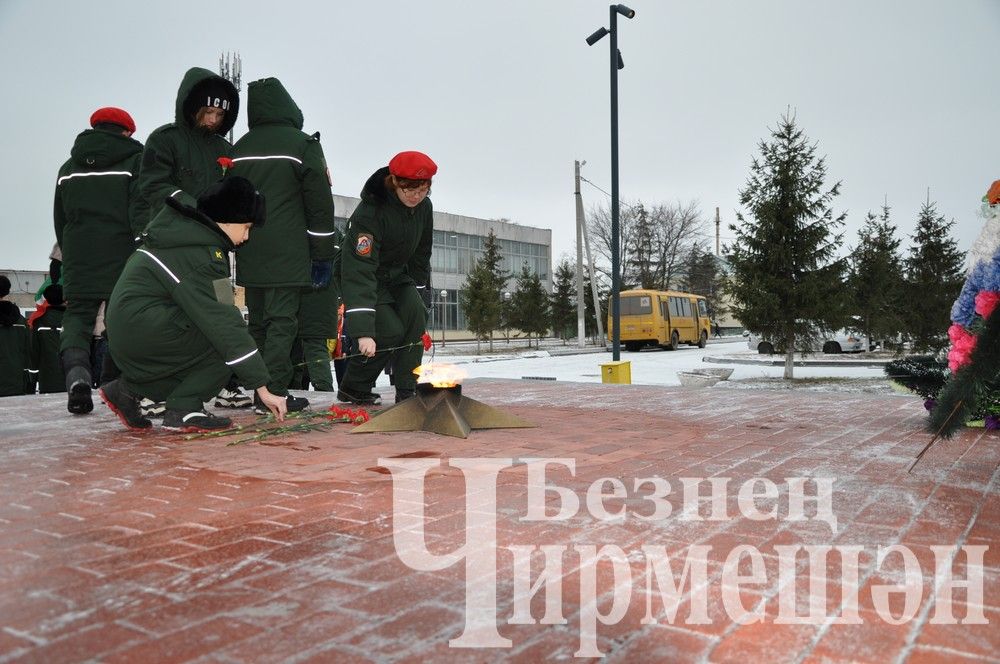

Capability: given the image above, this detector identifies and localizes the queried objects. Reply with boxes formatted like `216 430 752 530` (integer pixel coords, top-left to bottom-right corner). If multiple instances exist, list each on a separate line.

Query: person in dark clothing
54 106 143 414
295 284 339 392
231 77 338 413
29 284 66 393
0 301 31 397
135 66 251 411
135 67 240 225
712 321 722 338
102 177 287 432
338 151 435 405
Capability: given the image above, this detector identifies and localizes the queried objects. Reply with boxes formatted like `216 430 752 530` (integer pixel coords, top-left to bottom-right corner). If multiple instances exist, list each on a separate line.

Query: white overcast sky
1 0 997 271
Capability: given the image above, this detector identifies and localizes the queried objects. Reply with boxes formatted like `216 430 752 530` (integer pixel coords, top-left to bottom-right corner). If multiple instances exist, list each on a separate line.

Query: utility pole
575 160 586 348
715 207 721 256
581 204 606 347
218 52 242 144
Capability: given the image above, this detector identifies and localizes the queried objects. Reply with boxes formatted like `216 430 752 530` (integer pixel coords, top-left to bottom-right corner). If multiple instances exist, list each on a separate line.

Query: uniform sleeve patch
355 233 373 256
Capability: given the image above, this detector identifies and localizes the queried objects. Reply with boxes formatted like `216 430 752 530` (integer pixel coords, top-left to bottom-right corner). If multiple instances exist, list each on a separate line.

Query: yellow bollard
600 360 632 384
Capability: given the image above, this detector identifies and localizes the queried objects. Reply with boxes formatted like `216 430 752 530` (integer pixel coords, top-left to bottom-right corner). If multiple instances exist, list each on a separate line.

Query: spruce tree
549 259 577 343
510 263 551 348
460 229 506 353
724 111 848 378
903 199 965 351
847 203 905 349
679 244 725 317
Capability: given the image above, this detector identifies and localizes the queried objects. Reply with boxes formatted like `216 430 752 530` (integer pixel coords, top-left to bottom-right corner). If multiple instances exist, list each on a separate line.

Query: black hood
0 301 22 327
360 166 391 204
175 67 240 136
70 129 143 170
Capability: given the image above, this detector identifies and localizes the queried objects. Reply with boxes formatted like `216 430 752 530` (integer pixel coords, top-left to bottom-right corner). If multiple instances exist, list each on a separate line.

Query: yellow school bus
608 289 711 351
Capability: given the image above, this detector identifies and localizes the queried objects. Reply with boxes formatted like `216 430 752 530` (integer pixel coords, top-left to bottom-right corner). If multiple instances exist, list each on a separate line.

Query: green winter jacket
0 302 31 396
106 199 269 390
297 283 339 339
340 167 433 339
30 306 64 393
298 227 343 340
134 67 239 229
232 77 337 287
54 128 144 300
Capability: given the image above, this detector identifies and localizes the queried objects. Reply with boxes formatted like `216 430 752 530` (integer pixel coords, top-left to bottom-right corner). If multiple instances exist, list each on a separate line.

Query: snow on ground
371 337 898 394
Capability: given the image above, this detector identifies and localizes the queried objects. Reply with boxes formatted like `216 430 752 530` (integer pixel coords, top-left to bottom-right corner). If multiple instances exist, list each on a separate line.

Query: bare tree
588 200 639 286
588 199 705 290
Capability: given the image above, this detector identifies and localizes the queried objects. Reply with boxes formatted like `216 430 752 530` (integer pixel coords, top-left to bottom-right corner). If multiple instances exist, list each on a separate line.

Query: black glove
311 260 332 289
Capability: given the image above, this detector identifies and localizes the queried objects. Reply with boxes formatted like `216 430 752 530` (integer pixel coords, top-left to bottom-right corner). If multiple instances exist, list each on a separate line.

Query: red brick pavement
0 379 996 663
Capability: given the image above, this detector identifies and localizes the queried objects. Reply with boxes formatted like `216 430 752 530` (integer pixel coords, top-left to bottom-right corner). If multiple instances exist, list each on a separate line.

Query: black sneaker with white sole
99 379 152 431
214 386 253 409
337 387 382 405
253 393 310 415
162 409 233 432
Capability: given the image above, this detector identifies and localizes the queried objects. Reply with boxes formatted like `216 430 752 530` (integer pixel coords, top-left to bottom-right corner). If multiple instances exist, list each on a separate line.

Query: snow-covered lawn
371 338 899 393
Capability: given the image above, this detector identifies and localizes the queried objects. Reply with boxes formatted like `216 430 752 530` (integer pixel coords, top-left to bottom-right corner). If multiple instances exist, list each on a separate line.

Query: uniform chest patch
212 249 225 261
355 233 373 256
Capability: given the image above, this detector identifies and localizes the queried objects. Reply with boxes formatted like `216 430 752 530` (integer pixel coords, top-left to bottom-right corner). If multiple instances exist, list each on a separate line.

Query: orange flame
413 363 467 388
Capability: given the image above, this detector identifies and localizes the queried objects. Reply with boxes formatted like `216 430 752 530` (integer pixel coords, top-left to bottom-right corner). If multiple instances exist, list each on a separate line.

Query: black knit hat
192 79 233 112
197 177 266 227
0 275 9 298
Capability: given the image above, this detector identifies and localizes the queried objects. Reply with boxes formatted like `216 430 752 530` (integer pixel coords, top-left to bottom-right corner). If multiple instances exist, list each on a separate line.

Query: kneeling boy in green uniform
101 177 287 431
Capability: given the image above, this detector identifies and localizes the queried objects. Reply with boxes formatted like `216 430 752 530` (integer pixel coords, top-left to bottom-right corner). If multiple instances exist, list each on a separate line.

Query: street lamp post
503 291 512 343
587 3 635 362
439 289 448 347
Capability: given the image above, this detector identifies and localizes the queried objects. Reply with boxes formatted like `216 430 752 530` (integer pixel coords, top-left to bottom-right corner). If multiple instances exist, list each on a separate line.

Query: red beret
389 151 437 179
90 107 136 134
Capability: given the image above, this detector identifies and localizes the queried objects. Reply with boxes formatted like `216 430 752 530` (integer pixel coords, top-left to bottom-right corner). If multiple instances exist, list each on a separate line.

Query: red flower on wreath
217 157 234 175
974 290 1000 319
947 323 977 373
421 332 433 351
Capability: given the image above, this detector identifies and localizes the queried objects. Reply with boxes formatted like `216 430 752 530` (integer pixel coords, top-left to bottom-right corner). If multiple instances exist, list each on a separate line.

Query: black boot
395 388 416 404
61 348 93 415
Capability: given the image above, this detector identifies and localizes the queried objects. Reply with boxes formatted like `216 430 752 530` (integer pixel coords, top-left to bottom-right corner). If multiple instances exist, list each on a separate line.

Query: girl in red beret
337 151 437 405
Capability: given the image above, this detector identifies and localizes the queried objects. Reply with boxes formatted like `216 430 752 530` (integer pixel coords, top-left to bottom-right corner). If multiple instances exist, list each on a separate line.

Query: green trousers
301 337 334 391
127 359 233 412
245 287 300 397
60 298 102 353
341 284 426 393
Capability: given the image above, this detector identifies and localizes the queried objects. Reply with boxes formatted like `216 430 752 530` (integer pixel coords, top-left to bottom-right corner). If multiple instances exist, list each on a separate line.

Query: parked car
746 329 868 354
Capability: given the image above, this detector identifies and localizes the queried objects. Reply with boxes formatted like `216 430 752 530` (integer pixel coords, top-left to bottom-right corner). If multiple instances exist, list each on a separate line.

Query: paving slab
0 379 996 663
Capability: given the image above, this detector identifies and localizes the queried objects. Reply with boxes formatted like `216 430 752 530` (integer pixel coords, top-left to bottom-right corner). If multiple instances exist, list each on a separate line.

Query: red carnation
422 332 432 351
217 157 234 174
947 323 977 373
975 290 1000 319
